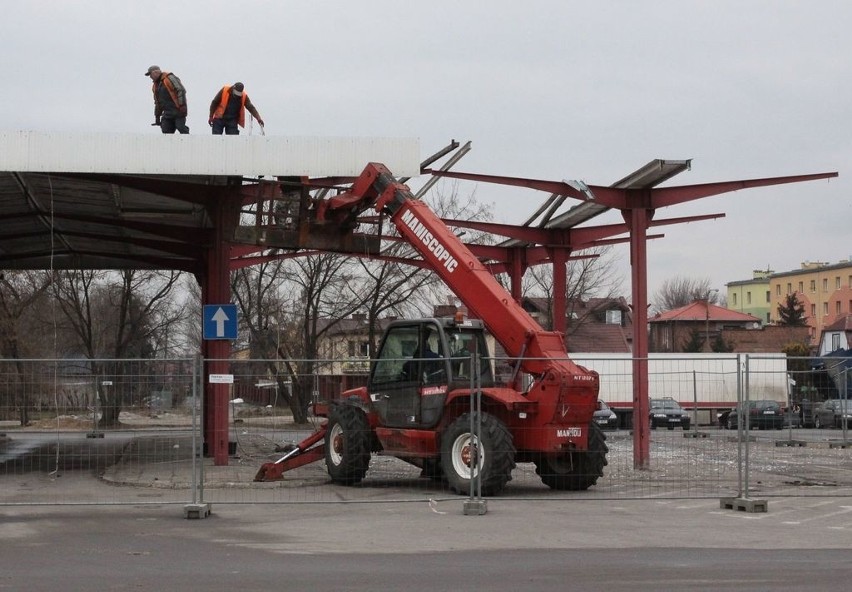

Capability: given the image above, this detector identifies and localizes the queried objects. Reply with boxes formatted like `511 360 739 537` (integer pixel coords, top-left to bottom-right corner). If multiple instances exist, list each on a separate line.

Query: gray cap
144 65 161 77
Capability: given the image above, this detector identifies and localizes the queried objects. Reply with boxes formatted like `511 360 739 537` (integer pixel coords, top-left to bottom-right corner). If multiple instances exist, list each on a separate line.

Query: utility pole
705 289 719 352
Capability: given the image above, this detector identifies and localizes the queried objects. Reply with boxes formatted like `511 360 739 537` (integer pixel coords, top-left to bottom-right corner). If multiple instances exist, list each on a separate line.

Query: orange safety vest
152 72 183 111
212 85 248 127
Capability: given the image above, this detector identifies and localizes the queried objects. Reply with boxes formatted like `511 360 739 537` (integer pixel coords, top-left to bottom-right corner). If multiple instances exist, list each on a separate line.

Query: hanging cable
47 174 61 478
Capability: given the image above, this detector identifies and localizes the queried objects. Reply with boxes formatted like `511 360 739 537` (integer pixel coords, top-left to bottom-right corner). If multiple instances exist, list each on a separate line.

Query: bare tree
0 270 53 425
51 269 185 426
233 252 365 423
651 276 718 314
353 180 494 351
524 245 624 331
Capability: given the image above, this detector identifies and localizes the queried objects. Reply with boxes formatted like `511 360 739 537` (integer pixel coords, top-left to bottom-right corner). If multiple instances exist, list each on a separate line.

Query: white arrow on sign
211 307 231 338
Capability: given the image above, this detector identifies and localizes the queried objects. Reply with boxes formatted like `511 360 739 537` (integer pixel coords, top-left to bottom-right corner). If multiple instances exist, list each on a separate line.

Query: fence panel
0 358 198 506
738 355 852 500
3 354 849 507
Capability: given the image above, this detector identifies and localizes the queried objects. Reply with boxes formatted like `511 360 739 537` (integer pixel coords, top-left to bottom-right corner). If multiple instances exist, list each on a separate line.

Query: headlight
608 412 617 420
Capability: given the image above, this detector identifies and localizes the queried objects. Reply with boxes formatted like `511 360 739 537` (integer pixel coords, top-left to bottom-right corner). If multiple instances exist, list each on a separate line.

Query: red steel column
551 248 567 335
628 204 651 469
510 249 524 304
203 198 233 466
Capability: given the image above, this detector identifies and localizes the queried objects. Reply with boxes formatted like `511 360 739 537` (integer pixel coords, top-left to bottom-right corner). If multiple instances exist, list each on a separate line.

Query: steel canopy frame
430 163 838 469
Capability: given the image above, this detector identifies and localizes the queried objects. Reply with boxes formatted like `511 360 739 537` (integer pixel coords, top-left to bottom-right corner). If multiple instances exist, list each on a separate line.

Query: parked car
723 400 784 430
813 399 852 429
593 399 618 431
649 397 690 430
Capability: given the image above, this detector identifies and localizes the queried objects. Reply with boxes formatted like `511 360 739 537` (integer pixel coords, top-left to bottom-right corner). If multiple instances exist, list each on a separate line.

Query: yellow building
769 260 852 343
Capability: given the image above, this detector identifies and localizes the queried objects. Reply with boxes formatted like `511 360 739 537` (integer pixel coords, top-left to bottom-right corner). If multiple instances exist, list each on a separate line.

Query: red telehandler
254 163 607 495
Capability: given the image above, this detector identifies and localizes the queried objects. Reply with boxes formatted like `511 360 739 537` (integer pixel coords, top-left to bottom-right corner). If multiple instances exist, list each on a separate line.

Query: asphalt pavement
2 428 852 590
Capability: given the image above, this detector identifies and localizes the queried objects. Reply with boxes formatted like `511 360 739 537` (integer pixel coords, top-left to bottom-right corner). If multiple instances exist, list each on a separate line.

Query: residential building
726 268 773 325
521 296 633 353
649 300 761 353
817 313 852 356
768 259 852 342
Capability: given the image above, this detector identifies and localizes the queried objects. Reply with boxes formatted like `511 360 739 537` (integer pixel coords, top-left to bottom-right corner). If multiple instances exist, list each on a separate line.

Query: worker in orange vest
145 65 189 134
208 82 264 135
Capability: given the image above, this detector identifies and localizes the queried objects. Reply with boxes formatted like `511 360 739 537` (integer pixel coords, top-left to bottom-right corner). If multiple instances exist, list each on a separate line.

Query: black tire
325 404 371 485
535 422 608 491
815 416 821 429
726 416 735 430
441 412 515 496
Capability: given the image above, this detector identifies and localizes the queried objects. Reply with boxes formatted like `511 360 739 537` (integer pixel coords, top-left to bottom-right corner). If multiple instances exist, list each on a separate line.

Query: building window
832 333 841 351
810 279 816 292
798 281 803 293
765 290 770 303
746 292 751 304
811 304 816 317
732 293 737 306
836 277 841 290
776 285 781 296
786 283 792 295
606 310 622 325
348 340 369 357
823 302 829 316
823 278 828 291
837 301 842 315
766 312 771 324
848 275 852 288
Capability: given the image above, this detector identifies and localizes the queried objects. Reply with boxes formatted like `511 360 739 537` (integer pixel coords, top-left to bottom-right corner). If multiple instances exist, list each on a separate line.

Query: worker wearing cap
208 82 264 135
144 65 189 134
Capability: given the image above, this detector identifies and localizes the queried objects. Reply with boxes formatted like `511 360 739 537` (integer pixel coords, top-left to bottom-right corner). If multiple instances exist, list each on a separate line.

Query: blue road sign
203 304 238 340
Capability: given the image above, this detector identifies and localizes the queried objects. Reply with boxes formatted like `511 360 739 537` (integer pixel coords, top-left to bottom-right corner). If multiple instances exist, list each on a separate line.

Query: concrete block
775 440 806 447
462 500 487 516
719 497 768 513
184 503 212 519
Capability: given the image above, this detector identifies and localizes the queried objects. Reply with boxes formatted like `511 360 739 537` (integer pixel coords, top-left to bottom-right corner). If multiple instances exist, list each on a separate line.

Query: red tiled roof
650 300 759 324
825 313 852 332
567 323 631 353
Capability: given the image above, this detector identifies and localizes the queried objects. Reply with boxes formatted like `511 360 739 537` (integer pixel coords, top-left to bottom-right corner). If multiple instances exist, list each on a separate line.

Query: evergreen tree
711 334 734 353
777 293 807 326
682 329 705 352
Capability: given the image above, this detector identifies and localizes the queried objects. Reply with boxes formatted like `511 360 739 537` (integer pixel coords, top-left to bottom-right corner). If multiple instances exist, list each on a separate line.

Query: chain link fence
1 355 850 507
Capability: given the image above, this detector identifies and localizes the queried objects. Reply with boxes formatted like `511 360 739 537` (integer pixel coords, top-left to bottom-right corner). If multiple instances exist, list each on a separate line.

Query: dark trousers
211 118 239 135
161 116 189 134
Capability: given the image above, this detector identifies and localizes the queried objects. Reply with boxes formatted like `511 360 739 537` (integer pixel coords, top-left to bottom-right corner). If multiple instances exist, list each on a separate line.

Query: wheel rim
328 423 344 466
451 432 481 480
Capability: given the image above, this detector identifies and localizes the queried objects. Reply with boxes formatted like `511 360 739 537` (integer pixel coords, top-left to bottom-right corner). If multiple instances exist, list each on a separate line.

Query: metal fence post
736 354 744 498
721 354 768 513
743 354 751 499
464 349 487 516
184 354 211 519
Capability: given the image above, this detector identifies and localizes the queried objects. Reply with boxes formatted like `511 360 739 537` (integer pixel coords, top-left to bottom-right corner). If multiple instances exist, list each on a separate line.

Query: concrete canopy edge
0 131 421 178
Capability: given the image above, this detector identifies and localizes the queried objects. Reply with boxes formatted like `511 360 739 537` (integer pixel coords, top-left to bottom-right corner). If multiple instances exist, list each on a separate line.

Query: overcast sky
3 1 849 300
